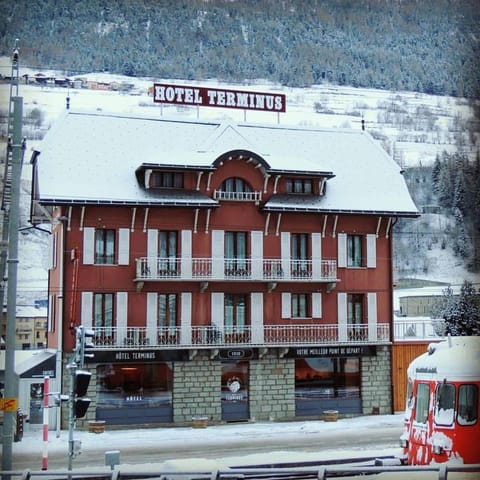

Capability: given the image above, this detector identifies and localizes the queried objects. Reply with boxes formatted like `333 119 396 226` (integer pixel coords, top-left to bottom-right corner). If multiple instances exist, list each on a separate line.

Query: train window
458 384 478 426
415 383 430 423
406 379 414 410
434 383 455 425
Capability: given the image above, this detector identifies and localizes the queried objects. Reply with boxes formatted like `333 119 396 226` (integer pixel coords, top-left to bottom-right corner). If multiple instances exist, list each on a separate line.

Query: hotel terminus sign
153 83 286 113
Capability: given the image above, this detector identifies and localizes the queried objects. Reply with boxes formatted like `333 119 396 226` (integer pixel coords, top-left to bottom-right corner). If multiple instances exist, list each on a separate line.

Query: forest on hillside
0 0 479 98
394 151 480 279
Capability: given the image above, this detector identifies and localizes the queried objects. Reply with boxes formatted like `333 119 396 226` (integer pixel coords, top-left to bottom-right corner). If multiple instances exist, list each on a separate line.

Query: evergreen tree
432 281 480 336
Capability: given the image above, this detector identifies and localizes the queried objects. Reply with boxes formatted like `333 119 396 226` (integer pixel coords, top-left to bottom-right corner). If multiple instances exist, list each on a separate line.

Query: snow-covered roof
32 111 418 216
407 336 480 381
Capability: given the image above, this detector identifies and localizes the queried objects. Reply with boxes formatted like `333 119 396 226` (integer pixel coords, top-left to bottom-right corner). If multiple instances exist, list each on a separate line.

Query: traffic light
76 326 95 366
74 370 91 419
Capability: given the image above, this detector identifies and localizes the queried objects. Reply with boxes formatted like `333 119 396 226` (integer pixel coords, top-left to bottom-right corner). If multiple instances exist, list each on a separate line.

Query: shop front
285 345 377 417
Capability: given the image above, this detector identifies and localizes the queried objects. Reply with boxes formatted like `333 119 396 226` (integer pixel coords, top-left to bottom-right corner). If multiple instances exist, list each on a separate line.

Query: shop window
458 384 478 425
295 357 360 400
95 229 115 264
97 363 173 421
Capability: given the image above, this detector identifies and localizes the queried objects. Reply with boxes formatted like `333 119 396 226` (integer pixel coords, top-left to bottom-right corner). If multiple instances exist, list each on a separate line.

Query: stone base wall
249 352 295 421
173 350 222 423
361 345 392 415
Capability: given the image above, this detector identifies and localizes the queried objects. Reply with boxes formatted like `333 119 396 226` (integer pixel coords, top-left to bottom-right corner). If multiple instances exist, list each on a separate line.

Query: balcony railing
91 323 390 349
135 257 337 282
213 190 262 202
393 318 445 340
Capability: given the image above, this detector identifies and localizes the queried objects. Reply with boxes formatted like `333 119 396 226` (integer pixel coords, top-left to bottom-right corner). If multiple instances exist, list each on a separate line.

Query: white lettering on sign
153 83 286 113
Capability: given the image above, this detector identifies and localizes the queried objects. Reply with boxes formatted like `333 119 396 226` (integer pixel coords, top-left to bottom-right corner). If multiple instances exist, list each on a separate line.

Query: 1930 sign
153 83 286 113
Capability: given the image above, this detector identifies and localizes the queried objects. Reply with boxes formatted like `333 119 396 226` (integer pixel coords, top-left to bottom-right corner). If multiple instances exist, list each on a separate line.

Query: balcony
135 257 338 283
393 318 445 341
213 190 262 202
91 323 390 350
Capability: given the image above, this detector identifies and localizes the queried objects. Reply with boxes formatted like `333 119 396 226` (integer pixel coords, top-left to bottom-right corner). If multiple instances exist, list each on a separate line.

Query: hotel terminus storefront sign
153 83 286 113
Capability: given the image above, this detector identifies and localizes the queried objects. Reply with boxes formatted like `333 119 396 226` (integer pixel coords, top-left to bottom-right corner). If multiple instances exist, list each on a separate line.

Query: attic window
151 172 184 188
286 178 313 194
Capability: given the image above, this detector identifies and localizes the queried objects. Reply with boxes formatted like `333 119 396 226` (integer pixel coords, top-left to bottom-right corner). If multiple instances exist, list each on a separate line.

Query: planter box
323 410 338 422
192 416 208 428
88 420 106 433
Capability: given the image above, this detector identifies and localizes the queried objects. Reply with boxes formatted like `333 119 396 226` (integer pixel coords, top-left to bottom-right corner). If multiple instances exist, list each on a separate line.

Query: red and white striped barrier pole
41 375 49 470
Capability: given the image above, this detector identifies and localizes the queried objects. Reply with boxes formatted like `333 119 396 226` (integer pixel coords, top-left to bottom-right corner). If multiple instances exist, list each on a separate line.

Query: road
11 420 403 471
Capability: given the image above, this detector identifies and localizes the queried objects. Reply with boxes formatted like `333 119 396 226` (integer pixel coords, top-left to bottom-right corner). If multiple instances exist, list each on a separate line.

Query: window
95 229 115 264
435 383 455 425
415 383 430 423
158 231 178 273
225 294 247 333
158 294 177 330
458 384 478 425
292 293 310 318
225 232 248 273
94 293 114 343
347 235 363 267
291 233 309 276
347 294 363 324
286 178 313 194
151 171 183 188
222 177 252 193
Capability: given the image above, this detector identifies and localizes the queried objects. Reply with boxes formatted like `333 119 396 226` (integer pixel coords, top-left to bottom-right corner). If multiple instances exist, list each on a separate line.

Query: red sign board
153 83 286 113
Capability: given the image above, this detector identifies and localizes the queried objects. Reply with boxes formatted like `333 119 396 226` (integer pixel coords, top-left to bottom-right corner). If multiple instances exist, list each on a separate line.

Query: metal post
67 360 76 473
1 96 23 477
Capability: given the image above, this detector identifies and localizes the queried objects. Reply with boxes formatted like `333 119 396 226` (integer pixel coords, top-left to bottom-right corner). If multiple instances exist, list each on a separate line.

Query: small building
30 109 418 428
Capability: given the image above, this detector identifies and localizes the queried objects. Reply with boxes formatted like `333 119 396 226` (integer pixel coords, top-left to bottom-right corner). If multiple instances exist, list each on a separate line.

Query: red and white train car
400 336 480 465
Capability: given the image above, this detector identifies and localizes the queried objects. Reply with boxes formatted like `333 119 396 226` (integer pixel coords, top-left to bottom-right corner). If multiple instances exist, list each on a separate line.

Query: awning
0 350 57 380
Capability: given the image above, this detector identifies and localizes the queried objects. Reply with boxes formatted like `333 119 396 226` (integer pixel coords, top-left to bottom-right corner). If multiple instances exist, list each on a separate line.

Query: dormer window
286 178 313 194
214 177 261 202
151 171 184 188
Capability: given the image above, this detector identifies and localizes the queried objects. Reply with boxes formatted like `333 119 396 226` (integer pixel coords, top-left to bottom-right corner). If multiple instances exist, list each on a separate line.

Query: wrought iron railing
135 257 337 282
91 323 390 349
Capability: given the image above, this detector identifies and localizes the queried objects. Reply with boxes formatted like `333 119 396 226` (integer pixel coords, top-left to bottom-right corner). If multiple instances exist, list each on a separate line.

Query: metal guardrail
135 257 338 282
2 463 479 479
91 323 390 349
394 318 445 340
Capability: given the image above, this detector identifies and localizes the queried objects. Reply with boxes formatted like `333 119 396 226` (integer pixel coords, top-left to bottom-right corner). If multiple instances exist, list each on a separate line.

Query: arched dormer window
214 177 261 202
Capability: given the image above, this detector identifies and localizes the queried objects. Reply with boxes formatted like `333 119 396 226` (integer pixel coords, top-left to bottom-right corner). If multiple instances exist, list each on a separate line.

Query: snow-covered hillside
1 58 478 304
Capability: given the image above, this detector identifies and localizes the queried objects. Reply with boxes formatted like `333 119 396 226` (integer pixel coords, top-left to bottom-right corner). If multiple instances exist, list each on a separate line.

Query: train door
221 361 249 421
408 381 432 465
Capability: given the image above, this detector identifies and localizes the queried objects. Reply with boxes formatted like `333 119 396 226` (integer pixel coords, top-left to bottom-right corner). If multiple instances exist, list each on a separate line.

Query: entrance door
221 361 249 421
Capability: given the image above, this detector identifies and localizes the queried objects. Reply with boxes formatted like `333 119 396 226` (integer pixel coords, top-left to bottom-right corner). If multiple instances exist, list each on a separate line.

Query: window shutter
367 292 377 341
337 292 347 341
146 292 157 344
211 230 224 278
366 234 377 268
181 230 192 278
281 292 291 319
311 233 322 280
116 292 128 344
251 231 263 279
251 292 264 343
118 228 130 265
337 233 347 268
281 232 291 278
80 292 93 328
312 292 322 318
147 229 158 273
180 292 192 344
211 292 224 331
83 227 95 265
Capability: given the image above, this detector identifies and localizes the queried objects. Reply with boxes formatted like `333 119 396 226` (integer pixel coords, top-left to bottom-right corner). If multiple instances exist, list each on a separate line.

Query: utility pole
1 41 24 476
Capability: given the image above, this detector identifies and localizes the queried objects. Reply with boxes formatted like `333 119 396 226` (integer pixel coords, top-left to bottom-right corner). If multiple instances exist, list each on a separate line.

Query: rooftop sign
153 83 286 113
